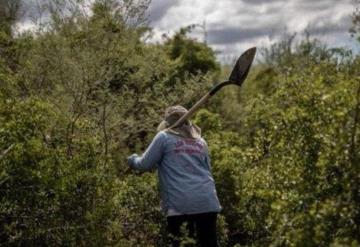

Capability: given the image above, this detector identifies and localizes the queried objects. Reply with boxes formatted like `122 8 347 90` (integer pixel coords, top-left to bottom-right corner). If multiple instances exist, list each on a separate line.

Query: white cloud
147 0 359 62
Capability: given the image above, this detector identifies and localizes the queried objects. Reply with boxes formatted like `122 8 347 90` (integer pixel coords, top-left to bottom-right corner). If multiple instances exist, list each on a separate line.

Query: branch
0 144 14 160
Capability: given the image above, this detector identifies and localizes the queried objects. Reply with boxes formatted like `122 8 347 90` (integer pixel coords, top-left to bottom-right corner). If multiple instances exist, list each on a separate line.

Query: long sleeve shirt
128 130 222 216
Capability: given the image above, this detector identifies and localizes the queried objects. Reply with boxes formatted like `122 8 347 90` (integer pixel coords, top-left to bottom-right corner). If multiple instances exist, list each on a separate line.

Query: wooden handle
170 93 211 128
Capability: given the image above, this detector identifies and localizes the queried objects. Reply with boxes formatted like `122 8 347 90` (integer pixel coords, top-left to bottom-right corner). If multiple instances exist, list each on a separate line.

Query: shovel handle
171 92 211 128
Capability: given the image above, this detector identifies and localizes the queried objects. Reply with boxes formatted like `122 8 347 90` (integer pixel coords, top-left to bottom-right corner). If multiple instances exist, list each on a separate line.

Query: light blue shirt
128 130 222 215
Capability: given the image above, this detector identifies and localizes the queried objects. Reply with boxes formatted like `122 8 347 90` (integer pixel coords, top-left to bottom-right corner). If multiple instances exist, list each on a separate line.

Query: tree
0 0 221 245
0 0 22 35
163 25 220 82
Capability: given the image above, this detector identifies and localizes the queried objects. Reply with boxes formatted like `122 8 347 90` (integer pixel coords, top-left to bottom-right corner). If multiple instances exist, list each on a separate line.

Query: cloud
208 26 280 44
240 0 284 5
307 15 351 35
147 0 181 23
207 9 353 45
146 0 357 61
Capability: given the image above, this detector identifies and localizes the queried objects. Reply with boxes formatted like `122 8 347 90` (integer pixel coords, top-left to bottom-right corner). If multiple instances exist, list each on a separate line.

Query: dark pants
166 212 218 247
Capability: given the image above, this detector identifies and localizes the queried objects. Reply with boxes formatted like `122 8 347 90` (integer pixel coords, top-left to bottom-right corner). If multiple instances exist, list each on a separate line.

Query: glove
127 153 138 169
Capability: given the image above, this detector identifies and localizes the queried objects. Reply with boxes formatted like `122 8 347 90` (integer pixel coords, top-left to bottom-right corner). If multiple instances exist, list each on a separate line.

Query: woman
128 105 221 247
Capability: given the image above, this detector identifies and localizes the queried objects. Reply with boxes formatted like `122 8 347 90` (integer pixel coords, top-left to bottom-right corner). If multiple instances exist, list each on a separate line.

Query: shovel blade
228 47 256 85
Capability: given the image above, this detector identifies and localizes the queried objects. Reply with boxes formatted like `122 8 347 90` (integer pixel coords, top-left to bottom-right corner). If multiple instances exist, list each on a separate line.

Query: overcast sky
18 0 359 63
146 0 359 62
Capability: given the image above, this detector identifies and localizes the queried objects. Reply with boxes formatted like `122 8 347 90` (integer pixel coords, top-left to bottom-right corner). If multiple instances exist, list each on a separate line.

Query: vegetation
0 0 359 246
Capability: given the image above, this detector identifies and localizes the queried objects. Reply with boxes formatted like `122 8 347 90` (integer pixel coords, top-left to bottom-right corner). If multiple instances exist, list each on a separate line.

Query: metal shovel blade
228 47 257 85
171 46 256 128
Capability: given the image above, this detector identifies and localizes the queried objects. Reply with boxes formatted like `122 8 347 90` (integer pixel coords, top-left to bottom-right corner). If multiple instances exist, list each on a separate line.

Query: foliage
163 25 221 84
0 0 218 245
0 0 360 246
197 36 360 246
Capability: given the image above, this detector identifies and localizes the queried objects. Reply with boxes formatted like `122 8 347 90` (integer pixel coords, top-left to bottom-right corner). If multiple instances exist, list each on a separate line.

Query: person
127 105 221 247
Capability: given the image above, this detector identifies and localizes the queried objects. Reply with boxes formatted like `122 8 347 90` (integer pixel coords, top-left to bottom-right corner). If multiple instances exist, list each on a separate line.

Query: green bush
0 0 360 246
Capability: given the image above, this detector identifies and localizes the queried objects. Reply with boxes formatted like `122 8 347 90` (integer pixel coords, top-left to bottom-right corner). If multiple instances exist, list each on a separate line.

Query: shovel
170 47 257 128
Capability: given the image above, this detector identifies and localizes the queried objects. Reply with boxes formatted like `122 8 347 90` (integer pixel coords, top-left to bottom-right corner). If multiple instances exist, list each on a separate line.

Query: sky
146 0 359 63
17 0 359 63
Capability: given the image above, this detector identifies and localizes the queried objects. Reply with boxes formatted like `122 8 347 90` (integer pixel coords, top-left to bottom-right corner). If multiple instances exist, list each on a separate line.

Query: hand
126 154 140 175
127 154 138 168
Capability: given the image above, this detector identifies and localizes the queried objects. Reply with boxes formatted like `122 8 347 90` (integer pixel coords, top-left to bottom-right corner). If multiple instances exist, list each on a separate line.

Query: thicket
0 0 359 246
